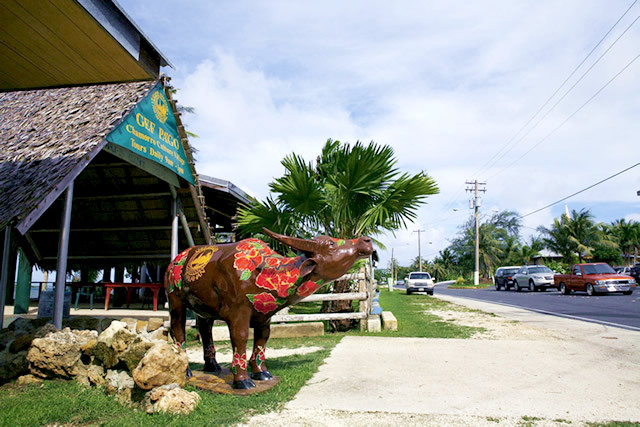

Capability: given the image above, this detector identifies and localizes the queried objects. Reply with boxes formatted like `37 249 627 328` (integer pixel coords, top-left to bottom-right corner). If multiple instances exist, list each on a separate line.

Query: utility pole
466 180 486 285
413 229 425 272
391 247 395 283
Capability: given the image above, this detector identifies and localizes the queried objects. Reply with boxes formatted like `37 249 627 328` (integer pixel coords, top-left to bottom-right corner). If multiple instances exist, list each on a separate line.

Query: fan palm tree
236 139 439 328
237 139 439 240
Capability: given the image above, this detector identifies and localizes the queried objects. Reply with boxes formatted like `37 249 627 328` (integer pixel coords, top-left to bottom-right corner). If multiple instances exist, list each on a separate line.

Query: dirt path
241 294 640 426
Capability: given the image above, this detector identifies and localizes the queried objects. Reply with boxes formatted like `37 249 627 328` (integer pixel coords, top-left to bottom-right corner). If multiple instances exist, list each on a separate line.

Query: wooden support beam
73 192 171 201
42 254 172 260
24 232 41 260
30 225 182 233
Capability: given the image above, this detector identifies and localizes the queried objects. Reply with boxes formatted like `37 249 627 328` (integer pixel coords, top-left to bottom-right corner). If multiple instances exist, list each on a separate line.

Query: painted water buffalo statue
165 228 374 389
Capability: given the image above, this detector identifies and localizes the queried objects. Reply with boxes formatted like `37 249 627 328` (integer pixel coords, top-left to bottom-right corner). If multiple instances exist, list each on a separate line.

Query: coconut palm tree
512 237 543 265
609 219 640 265
538 216 574 264
539 209 617 263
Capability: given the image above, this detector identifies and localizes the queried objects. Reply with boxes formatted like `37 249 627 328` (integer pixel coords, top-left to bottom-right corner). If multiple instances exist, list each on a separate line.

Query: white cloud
119 0 640 267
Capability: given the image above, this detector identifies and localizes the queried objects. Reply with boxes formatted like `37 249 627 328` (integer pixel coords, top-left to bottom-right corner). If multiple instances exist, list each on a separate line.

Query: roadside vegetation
380 209 640 285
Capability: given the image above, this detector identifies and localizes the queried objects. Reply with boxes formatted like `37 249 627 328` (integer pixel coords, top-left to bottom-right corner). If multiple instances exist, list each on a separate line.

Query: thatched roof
0 81 157 230
0 80 211 270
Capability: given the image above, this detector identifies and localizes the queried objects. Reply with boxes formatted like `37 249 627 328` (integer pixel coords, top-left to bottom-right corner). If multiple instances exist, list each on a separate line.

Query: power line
471 0 638 180
480 13 640 180
488 52 640 181
519 162 640 219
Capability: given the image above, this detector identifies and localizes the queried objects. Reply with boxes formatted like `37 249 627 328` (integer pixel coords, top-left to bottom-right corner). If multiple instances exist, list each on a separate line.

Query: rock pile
1 317 200 415
0 318 57 383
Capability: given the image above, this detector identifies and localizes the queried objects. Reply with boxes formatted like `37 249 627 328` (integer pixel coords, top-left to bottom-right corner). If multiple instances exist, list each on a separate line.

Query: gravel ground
239 294 640 426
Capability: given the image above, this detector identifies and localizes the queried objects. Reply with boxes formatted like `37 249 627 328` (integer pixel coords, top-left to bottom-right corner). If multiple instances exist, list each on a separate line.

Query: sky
118 0 640 269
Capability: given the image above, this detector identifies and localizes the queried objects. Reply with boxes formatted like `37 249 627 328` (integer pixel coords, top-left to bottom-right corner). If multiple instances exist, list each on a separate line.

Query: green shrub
546 260 569 274
455 276 465 285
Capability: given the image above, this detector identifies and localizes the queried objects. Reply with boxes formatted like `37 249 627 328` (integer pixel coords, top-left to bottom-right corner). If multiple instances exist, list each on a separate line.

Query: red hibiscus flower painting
251 292 279 314
256 269 278 291
167 249 189 291
297 280 320 297
231 351 247 374
276 268 300 297
265 256 282 267
256 266 300 297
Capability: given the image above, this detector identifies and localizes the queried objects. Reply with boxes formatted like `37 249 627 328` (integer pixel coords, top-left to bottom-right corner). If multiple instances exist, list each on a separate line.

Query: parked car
554 263 637 296
405 272 435 295
631 263 640 283
613 266 631 275
494 266 520 291
513 265 555 292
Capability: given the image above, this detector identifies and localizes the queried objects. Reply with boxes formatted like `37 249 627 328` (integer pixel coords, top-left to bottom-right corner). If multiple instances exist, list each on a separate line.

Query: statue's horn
262 228 320 253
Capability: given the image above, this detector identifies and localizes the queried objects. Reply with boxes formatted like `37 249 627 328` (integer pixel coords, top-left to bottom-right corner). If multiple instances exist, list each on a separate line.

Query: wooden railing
271 263 376 329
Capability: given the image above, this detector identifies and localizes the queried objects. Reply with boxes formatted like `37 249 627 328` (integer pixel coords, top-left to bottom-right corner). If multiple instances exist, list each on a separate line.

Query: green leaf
240 270 251 281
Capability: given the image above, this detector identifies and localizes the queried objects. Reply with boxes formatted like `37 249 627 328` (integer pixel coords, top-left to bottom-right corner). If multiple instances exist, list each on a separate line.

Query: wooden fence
271 263 376 329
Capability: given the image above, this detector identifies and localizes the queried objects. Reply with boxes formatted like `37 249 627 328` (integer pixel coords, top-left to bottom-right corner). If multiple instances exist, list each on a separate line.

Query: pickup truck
554 263 636 296
405 271 435 295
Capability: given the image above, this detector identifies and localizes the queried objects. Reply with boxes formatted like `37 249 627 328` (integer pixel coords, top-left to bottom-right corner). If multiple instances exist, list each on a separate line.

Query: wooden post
0 226 12 329
14 249 32 314
358 266 367 331
54 182 74 329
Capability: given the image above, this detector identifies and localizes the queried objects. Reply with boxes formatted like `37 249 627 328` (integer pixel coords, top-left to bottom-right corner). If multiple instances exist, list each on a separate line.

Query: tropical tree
538 208 618 263
236 140 439 240
448 211 521 279
537 216 575 264
409 256 431 272
608 219 640 265
510 237 543 265
430 261 447 282
236 139 439 329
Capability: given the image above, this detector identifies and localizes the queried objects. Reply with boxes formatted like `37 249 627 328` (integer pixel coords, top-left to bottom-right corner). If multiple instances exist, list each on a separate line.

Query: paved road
434 284 640 331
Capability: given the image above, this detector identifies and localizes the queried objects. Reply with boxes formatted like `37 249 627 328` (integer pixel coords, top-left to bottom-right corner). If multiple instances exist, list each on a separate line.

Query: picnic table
103 282 164 311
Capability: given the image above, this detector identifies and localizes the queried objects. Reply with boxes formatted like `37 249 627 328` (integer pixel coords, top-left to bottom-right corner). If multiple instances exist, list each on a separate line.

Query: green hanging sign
107 83 195 184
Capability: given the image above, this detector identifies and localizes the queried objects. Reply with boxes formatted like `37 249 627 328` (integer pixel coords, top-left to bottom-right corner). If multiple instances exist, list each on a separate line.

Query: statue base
187 368 280 395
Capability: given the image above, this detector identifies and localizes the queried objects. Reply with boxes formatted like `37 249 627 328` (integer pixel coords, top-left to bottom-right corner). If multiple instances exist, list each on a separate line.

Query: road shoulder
242 293 640 426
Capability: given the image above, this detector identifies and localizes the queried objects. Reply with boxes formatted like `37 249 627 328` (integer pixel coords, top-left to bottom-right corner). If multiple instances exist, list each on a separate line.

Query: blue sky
118 0 640 268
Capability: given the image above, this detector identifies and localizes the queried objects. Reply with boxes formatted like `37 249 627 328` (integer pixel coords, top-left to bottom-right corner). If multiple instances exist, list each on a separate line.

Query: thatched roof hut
0 79 211 271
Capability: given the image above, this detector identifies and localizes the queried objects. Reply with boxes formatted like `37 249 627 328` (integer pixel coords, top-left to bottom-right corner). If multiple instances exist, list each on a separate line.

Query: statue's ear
299 258 317 277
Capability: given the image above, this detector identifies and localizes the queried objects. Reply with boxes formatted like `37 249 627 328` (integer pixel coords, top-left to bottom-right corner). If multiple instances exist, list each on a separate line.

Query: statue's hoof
251 370 273 381
204 360 222 373
186 367 193 378
232 378 256 389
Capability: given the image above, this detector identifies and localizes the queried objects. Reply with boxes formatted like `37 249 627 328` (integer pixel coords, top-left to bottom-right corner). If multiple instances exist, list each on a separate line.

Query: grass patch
371 288 485 338
0 336 340 427
0 289 486 425
447 284 491 289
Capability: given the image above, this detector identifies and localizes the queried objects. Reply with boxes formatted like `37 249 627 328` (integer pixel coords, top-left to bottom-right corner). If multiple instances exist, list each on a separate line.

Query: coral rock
146 318 164 332
132 342 188 390
16 374 42 386
143 383 200 415
27 328 97 379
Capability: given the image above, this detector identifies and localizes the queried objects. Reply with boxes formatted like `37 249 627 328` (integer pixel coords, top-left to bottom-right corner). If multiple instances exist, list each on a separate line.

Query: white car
513 265 555 292
405 272 435 295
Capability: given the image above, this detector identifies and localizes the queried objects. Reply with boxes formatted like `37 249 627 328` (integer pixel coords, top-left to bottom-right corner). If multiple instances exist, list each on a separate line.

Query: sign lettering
106 83 195 184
